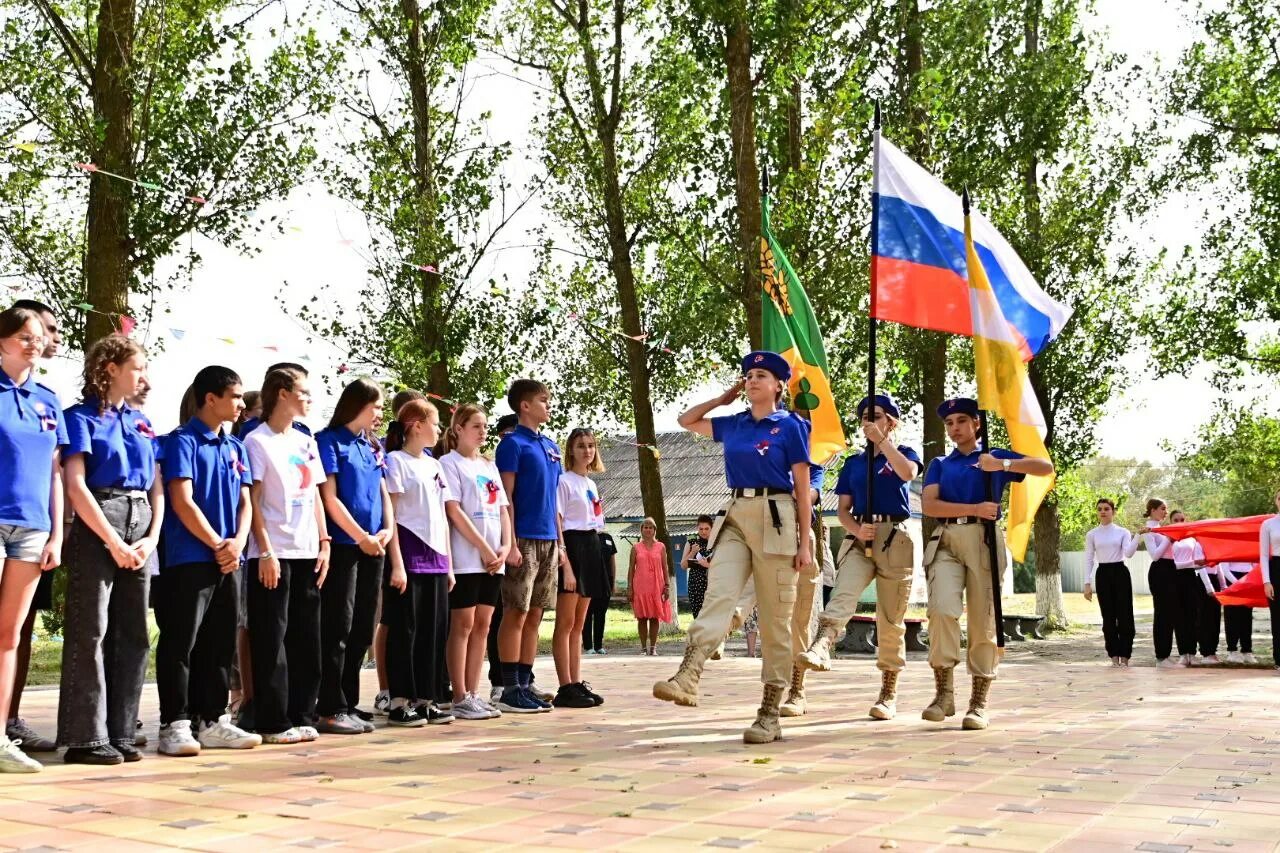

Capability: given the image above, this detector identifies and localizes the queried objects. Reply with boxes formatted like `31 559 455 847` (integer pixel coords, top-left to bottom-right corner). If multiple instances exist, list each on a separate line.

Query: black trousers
317 544 383 716
1148 559 1182 659
1095 562 1135 659
1172 568 1201 656
247 558 322 732
384 572 449 702
1196 573 1222 657
583 594 609 651
1270 558 1280 664
1225 605 1253 653
155 562 236 725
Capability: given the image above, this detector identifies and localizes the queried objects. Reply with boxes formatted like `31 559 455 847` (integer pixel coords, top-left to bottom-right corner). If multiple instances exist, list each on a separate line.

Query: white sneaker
1199 654 1221 665
1227 651 1245 664
1243 653 1258 664
0 735 42 772
158 720 201 757
1180 654 1194 667
450 696 490 721
373 690 391 717
297 726 319 742
261 728 303 744
474 693 502 718
1157 658 1182 669
490 685 504 704
198 715 262 749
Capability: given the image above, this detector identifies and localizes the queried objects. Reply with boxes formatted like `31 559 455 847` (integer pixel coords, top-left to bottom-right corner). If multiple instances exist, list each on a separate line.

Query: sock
501 662 519 690
517 663 532 689
389 698 408 710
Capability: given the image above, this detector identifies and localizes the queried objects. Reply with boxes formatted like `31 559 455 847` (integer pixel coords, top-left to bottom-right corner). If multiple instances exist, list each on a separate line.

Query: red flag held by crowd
1214 564 1268 608
1156 515 1272 565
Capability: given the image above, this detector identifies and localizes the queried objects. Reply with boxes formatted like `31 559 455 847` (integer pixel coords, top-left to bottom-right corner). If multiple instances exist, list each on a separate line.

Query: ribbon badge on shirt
879 461 895 476
373 447 387 469
754 440 771 457
479 475 501 504
545 444 561 465
434 472 446 492
228 448 247 476
32 401 57 432
134 419 156 439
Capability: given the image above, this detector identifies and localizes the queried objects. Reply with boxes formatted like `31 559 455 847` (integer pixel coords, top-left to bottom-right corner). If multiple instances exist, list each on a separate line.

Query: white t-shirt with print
439 450 508 575
386 449 454 557
558 470 605 532
243 422 327 559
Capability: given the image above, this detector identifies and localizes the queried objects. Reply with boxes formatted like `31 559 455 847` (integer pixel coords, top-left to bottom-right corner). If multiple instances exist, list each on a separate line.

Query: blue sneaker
495 687 542 715
523 686 553 712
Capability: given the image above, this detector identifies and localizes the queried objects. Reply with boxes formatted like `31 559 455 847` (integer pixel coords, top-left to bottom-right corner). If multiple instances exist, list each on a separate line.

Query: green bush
1013 561 1036 594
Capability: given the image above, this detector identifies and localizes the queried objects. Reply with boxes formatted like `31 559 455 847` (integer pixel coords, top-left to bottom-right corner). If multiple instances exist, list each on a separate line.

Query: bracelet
318 536 332 543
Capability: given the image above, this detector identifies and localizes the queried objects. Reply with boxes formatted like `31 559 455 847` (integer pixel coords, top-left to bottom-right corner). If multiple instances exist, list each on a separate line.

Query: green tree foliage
1162 0 1280 377
0 1 338 344
1176 410 1280 517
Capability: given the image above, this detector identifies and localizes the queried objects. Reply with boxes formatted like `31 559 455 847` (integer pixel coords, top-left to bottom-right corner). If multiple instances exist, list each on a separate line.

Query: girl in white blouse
1082 498 1139 666
1141 498 1190 668
1260 490 1280 670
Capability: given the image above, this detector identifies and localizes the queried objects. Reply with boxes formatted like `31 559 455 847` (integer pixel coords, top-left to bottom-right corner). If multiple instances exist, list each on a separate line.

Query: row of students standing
651 350 1054 741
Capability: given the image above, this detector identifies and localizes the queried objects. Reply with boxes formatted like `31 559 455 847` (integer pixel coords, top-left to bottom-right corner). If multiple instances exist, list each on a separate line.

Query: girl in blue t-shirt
58 336 165 766
314 378 393 735
0 306 68 773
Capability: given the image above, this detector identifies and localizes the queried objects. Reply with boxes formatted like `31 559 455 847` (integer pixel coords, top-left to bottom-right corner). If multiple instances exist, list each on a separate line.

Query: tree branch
32 0 94 93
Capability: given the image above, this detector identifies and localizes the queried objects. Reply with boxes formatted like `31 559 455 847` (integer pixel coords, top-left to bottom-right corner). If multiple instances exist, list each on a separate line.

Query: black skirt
563 529 608 599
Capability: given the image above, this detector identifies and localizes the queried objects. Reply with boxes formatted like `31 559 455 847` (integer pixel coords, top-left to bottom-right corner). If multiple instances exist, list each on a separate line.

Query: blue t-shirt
923 446 1025 518
64 398 158 491
161 418 252 567
835 446 921 517
494 424 562 541
315 425 385 545
237 417 311 439
0 373 68 532
710 408 811 491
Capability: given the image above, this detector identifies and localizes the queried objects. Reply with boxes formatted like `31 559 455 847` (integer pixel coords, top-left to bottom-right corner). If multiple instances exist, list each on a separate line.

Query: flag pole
964 187 1006 650
865 103 882 558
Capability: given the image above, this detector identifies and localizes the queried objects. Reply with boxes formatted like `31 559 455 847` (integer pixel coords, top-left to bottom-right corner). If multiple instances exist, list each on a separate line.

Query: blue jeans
57 492 153 749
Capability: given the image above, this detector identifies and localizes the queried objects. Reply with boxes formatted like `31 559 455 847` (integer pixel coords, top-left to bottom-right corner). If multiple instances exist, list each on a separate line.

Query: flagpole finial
873 101 881 130
962 186 971 216
762 166 769 200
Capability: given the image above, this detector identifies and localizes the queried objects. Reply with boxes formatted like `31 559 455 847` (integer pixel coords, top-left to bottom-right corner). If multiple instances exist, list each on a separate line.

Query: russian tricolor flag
871 137 1071 359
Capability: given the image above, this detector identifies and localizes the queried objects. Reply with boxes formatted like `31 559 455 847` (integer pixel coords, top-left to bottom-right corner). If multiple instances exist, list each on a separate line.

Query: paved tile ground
4 635 1279 852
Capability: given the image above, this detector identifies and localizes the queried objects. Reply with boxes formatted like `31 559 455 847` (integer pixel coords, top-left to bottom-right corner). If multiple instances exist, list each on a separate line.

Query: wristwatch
1001 458 1012 471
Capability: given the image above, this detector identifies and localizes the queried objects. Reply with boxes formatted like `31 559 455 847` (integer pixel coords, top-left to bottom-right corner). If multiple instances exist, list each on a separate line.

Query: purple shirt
397 524 449 575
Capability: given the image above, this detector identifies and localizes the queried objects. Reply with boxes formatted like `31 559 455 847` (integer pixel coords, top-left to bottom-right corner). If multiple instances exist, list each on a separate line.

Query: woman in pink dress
628 518 670 655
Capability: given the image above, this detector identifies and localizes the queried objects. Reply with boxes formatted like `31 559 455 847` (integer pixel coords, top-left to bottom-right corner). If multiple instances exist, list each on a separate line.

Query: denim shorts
0 523 49 563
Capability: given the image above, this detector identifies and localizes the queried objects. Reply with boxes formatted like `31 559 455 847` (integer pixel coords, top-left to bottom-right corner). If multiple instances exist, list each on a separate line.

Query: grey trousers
57 492 153 749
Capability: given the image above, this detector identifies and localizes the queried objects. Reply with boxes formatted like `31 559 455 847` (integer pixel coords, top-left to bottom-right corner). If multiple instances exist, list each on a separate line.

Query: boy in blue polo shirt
493 379 565 714
155 366 260 756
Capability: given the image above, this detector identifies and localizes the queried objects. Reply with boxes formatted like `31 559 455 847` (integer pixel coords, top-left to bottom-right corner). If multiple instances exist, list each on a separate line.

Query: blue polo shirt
494 424 562 540
836 446 921 517
161 418 252 567
315 426 385 544
64 398 157 491
709 409 811 491
0 373 68 532
923 446 1025 518
237 417 311 439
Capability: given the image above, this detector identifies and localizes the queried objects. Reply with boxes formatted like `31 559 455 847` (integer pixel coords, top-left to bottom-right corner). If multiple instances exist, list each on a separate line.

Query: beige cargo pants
687 495 799 689
820 522 914 671
925 521 1004 679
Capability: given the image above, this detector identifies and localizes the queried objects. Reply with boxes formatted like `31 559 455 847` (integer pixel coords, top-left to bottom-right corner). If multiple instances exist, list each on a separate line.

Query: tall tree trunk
897 0 944 537
1021 0 1064 624
401 0 451 403
85 0 135 345
724 18 763 348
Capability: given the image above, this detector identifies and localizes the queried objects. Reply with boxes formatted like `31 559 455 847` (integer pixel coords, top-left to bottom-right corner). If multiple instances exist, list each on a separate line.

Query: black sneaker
134 719 147 747
114 742 144 762
350 708 374 722
553 684 596 709
387 706 427 728
414 703 454 725
64 744 124 765
577 681 604 706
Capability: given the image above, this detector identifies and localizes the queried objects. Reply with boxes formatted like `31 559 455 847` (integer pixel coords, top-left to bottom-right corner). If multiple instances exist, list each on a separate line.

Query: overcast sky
33 0 1272 464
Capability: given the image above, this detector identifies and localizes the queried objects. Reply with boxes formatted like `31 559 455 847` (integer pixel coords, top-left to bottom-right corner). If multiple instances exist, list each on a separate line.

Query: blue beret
856 394 901 420
741 350 791 382
936 397 979 418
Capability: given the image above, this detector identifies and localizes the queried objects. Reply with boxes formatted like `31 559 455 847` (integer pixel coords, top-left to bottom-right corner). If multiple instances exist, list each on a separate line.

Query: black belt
731 487 791 498
91 487 148 500
848 514 908 525
940 516 983 525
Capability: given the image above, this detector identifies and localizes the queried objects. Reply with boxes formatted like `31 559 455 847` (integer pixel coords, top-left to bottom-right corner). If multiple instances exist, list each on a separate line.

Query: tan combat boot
962 675 992 730
869 669 900 720
743 684 784 744
796 620 840 672
779 666 807 717
652 644 708 707
920 666 955 722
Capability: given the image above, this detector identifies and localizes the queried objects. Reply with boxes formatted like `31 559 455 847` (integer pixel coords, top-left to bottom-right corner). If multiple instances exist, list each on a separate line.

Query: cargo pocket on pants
887 528 915 569
762 498 798 557
776 570 798 604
